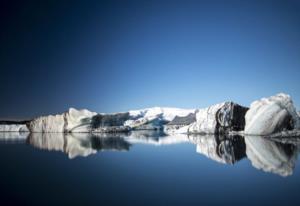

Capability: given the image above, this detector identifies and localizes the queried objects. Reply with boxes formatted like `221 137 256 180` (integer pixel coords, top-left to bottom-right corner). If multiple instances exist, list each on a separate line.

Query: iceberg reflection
189 134 246 164
0 132 29 143
1 131 299 176
245 135 298 177
28 133 131 159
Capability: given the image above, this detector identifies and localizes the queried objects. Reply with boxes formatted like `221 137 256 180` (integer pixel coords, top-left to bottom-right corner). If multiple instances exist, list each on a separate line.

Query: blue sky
1 0 300 119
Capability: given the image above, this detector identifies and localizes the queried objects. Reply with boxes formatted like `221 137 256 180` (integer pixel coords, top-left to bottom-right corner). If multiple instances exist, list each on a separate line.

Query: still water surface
0 131 299 206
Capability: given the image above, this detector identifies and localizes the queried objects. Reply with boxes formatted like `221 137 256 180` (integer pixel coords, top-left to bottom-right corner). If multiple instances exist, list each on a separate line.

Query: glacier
0 93 299 137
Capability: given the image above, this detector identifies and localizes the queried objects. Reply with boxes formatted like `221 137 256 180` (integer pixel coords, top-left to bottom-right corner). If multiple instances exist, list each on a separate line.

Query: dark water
0 132 299 206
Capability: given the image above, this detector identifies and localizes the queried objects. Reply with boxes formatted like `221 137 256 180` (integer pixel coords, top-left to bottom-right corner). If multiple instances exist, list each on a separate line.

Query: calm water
0 132 299 206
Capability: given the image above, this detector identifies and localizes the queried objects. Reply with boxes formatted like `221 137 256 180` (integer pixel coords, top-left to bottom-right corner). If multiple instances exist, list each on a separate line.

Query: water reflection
245 135 298 176
28 133 131 159
0 132 28 143
189 134 299 176
189 134 246 164
1 131 299 176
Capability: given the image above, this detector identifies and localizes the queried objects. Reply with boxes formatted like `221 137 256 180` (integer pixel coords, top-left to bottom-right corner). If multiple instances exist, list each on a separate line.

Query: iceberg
245 93 300 135
125 107 196 130
27 107 197 133
188 102 248 134
65 108 97 132
29 108 97 133
29 114 65 133
0 93 299 136
0 124 29 132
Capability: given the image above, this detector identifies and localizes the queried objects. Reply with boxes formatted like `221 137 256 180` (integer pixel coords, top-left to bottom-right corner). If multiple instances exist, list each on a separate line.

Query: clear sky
1 0 300 119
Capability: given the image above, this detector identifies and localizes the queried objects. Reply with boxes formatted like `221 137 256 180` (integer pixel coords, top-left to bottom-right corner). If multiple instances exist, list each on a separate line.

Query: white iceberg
29 114 65 133
4 93 298 136
0 124 29 132
29 108 97 133
64 108 97 132
245 93 300 135
188 103 226 134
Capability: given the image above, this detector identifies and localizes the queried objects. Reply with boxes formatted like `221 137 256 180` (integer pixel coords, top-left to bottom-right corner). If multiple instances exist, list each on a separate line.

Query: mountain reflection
1 131 298 176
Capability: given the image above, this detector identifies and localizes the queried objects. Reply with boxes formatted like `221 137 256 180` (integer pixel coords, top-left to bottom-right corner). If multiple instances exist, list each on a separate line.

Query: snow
129 107 196 121
245 93 300 135
164 124 190 134
125 107 196 129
